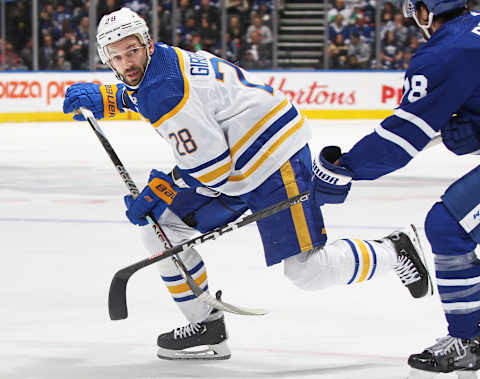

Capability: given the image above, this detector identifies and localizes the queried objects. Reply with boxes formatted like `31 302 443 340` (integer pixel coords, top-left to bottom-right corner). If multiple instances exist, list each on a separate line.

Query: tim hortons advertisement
0 71 405 121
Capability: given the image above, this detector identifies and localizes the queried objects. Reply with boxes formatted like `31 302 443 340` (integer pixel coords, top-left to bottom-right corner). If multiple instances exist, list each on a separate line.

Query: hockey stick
108 190 310 320
107 130 443 321
76 107 267 319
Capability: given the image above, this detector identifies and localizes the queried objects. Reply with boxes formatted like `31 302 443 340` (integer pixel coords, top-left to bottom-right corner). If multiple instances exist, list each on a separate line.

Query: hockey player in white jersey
63 7 431 361
309 0 480 377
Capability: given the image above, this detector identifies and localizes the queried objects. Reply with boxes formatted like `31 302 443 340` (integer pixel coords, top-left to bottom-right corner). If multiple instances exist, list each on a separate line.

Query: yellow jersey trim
196 160 232 184
152 47 190 128
280 161 313 252
229 115 305 182
230 98 289 158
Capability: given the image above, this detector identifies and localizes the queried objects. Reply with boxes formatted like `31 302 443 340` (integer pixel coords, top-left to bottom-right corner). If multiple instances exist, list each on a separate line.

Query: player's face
107 36 153 86
415 5 429 26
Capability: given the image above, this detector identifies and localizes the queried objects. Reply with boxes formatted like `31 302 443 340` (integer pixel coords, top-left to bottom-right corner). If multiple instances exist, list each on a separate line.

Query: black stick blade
108 268 130 320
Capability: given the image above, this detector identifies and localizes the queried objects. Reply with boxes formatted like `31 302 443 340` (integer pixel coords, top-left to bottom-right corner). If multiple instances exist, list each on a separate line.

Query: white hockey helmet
96 7 151 65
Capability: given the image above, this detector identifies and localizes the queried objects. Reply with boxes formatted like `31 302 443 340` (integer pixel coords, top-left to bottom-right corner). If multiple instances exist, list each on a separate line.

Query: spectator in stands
392 13 409 48
241 48 263 70
39 7 55 37
403 48 413 69
253 0 272 24
191 33 203 51
76 16 90 47
329 14 350 42
6 0 30 52
380 5 395 40
349 16 373 44
228 14 244 44
380 29 397 69
20 39 33 70
124 0 149 17
195 0 219 31
217 31 240 63
53 49 72 70
39 34 56 70
328 0 353 25
175 0 196 29
178 15 198 44
226 0 249 19
392 49 406 70
246 14 272 46
198 16 218 52
328 33 349 69
0 40 22 70
346 54 361 69
408 34 421 54
155 2 173 44
347 32 371 69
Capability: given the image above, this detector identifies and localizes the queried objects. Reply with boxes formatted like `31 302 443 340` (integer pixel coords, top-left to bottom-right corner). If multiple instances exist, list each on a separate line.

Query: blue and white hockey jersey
340 11 480 180
122 43 310 196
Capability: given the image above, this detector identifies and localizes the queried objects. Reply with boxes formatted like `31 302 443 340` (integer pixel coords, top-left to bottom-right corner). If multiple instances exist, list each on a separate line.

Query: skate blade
408 224 434 297
407 368 478 379
157 341 231 361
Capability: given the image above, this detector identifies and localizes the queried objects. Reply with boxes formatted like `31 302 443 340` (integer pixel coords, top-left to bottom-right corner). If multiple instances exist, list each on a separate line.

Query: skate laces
173 322 204 339
428 336 467 358
394 255 421 285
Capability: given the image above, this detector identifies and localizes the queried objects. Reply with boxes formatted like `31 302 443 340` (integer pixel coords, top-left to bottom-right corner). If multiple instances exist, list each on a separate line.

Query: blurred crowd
327 0 423 69
1 0 430 71
1 0 274 70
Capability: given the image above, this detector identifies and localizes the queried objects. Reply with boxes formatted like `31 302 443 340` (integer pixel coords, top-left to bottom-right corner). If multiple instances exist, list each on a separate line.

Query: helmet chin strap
413 11 434 39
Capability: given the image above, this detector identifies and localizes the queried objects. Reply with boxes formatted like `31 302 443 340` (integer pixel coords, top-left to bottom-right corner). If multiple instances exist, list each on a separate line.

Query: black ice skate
407 335 480 379
156 299 230 360
386 224 432 298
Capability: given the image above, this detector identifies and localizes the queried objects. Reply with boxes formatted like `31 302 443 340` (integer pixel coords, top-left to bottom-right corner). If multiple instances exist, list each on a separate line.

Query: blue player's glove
311 146 353 206
63 82 125 121
441 113 480 155
124 170 179 226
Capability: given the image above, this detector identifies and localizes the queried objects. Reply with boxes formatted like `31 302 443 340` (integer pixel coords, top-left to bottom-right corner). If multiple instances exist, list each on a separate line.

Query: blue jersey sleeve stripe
394 109 437 138
374 125 419 157
209 177 229 188
234 105 298 170
181 149 231 174
382 114 432 151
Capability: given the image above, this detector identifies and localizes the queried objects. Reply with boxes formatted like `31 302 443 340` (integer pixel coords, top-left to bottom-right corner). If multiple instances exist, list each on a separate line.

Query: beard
123 64 145 86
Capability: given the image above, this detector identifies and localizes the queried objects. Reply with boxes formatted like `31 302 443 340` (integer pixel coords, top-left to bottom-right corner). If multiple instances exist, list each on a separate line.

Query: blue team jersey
340 11 480 180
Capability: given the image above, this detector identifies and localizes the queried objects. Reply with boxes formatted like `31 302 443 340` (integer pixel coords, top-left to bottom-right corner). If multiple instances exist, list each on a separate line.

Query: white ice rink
2 119 480 379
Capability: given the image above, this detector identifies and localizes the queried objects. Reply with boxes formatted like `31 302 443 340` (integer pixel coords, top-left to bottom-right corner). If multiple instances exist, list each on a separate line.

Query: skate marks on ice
1 341 408 379
408 368 478 379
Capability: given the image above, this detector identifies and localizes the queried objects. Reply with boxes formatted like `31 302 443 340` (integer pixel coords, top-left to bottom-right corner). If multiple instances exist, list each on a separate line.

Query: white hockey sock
157 248 212 323
140 209 212 323
284 238 397 291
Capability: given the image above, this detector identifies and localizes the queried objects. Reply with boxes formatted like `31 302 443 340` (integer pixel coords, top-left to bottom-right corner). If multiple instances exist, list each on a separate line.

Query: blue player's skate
407 335 480 379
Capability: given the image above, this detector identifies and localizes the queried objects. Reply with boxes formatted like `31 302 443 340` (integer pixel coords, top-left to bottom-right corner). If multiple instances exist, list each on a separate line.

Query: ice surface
2 119 479 379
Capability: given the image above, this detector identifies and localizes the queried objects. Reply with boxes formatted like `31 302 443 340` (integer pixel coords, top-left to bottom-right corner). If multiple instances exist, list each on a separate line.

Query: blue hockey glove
63 82 125 121
311 146 353 206
124 170 179 226
441 113 480 155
